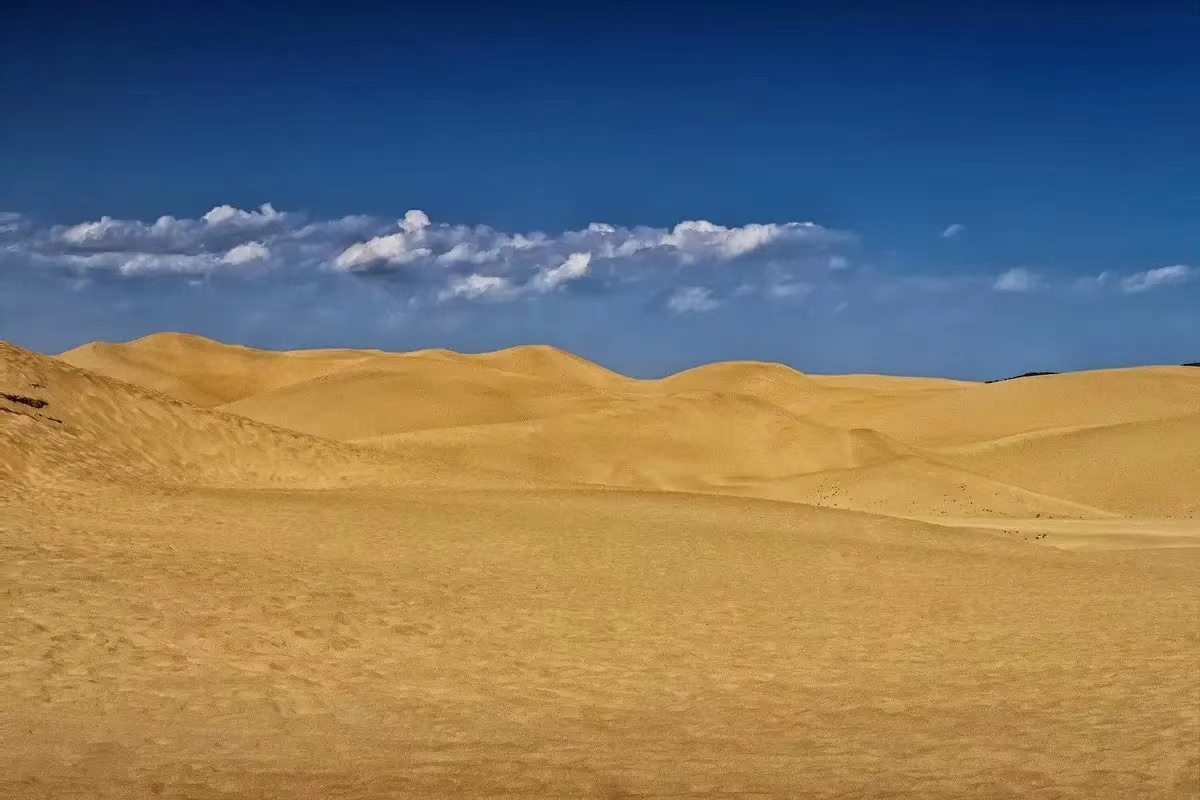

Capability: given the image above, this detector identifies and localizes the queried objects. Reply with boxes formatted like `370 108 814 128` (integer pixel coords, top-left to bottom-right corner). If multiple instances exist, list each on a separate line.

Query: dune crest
58 332 378 407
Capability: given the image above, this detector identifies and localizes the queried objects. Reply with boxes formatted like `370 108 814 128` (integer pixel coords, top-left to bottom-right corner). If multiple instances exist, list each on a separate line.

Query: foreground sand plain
2 333 1198 798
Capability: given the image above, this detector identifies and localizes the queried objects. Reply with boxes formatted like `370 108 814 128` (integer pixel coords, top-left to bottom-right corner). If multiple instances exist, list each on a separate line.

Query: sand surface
3 332 1198 798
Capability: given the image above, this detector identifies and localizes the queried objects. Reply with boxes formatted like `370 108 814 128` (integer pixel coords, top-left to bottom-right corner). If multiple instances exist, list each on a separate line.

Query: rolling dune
2 335 1197 799
941 413 1200 518
48 333 1199 519
59 332 379 407
353 393 909 495
0 341 395 490
846 366 1200 447
220 357 618 439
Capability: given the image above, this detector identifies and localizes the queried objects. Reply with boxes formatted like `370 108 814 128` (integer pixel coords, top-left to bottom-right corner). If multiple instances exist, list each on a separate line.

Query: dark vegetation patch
1 392 49 409
985 371 1060 384
0 392 62 424
1184 362 1200 367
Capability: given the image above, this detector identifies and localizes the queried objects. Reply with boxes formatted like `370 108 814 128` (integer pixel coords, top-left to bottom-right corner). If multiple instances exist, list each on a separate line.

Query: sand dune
58 332 378 407
470 343 633 389
942 413 1200 518
849 366 1200 447
755 453 1120 519
651 359 823 398
220 356 618 439
3 334 1198 798
355 393 909 495
1 341 394 490
11 335 1200 518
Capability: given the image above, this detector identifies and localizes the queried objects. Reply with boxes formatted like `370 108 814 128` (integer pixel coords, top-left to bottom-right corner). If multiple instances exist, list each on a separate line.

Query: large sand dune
41 332 1200 519
2 334 1197 798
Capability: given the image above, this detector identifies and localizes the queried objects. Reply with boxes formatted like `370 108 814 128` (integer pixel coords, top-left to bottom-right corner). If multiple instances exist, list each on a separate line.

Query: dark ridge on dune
1183 362 1200 368
985 371 1060 384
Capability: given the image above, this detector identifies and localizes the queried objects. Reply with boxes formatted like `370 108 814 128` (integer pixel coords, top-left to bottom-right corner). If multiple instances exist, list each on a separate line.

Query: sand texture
3 332 1198 798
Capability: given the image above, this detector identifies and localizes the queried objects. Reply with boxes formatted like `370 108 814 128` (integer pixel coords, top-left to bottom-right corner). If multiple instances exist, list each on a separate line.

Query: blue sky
1 0 1197 378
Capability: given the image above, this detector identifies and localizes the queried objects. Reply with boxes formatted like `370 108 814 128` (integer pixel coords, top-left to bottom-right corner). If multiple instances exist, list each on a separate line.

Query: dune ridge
8 332 1190 518
0 332 1191 518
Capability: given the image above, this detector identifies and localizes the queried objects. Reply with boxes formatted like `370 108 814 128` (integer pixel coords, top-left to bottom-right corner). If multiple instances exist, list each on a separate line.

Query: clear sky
2 0 1197 378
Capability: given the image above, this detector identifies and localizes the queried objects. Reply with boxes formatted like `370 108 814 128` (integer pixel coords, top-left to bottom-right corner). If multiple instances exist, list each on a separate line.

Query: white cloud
400 209 430 233
436 252 592 303
47 203 286 256
19 230 275 276
668 286 720 314
993 267 1040 293
222 241 271 265
117 253 221 276
941 224 966 239
7 203 857 310
0 212 29 237
110 247 273 276
766 280 812 300
334 213 845 273
203 202 283 229
433 232 545 266
1071 266 1193 296
333 226 433 271
11 202 1197 334
529 252 590 293
438 274 516 302
436 242 491 265
1119 264 1192 294
61 216 121 245
1072 271 1112 293
660 220 830 261
293 214 379 239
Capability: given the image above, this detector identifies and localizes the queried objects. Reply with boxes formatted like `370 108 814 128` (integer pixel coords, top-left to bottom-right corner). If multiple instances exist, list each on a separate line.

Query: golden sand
2 332 1197 798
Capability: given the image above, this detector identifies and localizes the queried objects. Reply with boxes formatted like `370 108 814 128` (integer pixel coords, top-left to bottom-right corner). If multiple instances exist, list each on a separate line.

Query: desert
2 332 1197 798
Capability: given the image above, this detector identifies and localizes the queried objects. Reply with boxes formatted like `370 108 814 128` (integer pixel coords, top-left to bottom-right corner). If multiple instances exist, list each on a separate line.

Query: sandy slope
3 335 1198 798
353 395 907 494
59 332 379 407
220 356 619 439
941 413 1200 518
844 366 1200 447
1 341 403 490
